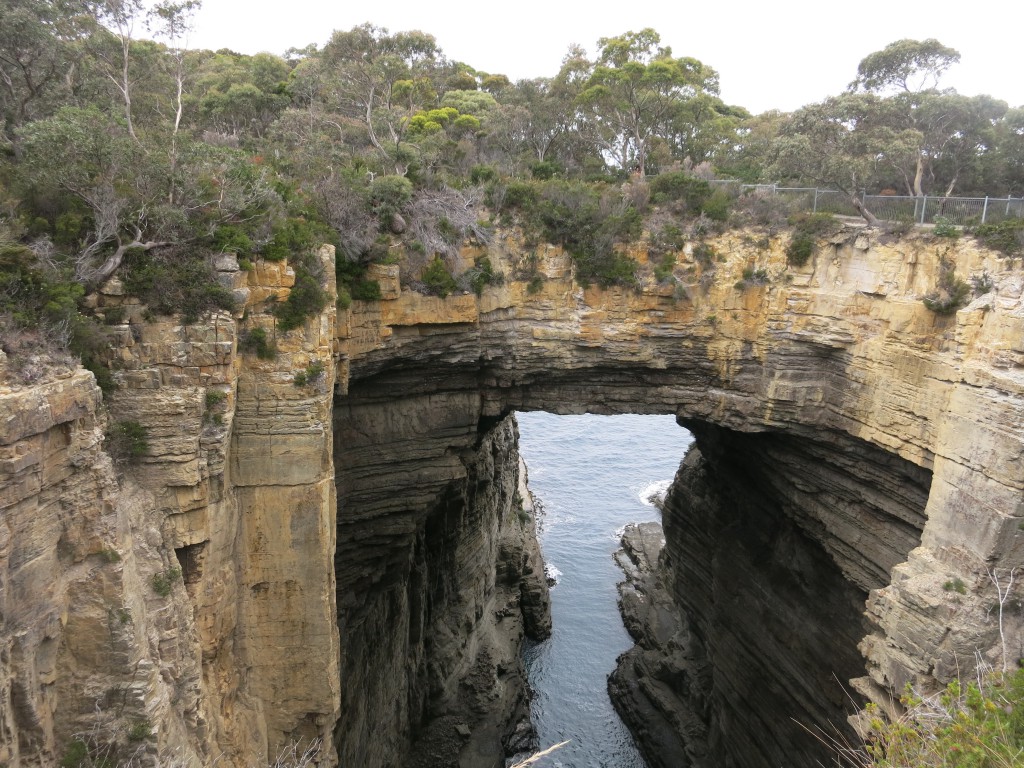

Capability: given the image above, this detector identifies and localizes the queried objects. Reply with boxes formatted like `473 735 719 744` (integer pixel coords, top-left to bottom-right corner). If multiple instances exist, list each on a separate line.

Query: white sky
182 0 1023 115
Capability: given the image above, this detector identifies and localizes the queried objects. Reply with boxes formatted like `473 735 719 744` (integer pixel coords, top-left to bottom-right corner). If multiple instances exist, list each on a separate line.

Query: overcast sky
181 0 1023 115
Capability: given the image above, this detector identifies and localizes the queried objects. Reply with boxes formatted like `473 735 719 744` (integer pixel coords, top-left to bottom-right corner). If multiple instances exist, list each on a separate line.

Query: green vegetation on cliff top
2 7 1022 383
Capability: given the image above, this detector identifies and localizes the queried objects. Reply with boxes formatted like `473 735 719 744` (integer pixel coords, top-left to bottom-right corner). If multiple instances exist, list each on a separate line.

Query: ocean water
514 412 695 768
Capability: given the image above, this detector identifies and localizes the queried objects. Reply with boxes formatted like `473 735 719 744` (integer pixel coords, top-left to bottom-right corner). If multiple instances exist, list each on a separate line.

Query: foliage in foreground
856 668 1024 768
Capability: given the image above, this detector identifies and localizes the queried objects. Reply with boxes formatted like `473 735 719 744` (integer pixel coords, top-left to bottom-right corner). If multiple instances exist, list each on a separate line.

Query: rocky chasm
2 224 1023 767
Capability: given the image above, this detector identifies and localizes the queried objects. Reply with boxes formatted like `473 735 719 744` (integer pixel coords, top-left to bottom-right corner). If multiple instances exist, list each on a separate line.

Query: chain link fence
708 181 1024 226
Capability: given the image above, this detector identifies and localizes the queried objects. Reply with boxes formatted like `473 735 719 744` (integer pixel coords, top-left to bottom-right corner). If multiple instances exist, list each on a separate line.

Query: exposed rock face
333 385 550 767
1 250 340 766
336 227 1024 766
611 422 932 768
2 222 1022 768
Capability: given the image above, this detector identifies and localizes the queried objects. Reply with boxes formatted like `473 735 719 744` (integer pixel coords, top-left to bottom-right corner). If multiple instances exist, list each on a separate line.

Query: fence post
920 195 927 224
981 197 989 224
813 188 819 214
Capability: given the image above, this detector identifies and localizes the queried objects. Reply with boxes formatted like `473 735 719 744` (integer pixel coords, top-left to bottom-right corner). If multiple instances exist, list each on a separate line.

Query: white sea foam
638 479 672 506
544 563 562 584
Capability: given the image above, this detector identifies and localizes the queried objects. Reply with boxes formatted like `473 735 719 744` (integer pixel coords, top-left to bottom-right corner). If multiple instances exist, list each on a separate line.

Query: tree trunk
913 155 925 198
851 195 880 227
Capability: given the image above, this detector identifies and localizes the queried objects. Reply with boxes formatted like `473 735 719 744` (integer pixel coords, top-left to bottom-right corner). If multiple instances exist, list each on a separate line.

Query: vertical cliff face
611 421 932 768
3 222 1023 767
1 250 340 766
332 376 550 767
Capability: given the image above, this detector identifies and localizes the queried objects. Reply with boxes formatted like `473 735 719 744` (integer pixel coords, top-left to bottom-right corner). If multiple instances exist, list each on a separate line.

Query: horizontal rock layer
2 222 1022 767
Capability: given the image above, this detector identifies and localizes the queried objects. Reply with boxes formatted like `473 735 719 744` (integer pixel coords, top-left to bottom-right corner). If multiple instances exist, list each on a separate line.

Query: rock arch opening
331 367 931 767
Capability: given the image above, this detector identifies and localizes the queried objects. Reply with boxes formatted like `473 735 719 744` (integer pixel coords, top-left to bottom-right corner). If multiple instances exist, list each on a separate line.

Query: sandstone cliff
336 224 1023 766
2 251 340 767
2 220 1022 767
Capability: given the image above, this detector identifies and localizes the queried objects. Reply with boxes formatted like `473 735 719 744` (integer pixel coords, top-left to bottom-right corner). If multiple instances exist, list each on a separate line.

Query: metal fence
708 180 1024 226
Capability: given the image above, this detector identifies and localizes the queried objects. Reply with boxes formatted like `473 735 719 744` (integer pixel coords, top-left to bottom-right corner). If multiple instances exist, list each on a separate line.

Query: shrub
735 267 770 290
275 268 328 332
150 567 181 597
422 257 458 297
860 668 1024 767
701 188 732 222
942 577 967 594
106 421 149 463
932 216 960 239
211 225 254 255
649 171 712 212
60 739 90 767
649 223 686 255
369 175 414 226
336 284 352 310
127 719 152 741
653 253 676 283
204 389 227 424
239 327 275 359
467 256 503 296
693 243 716 268
787 233 816 267
974 218 1024 257
500 180 539 211
469 165 498 184
789 211 839 235
350 279 383 301
971 271 995 296
261 216 333 261
527 275 544 294
530 161 560 180
922 256 970 315
293 360 325 387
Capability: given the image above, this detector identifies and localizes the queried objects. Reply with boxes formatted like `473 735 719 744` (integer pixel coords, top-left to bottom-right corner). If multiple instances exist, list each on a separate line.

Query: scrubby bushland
0 242 112 388
491 179 641 288
974 219 1024 258
123 247 237 323
853 668 1024 768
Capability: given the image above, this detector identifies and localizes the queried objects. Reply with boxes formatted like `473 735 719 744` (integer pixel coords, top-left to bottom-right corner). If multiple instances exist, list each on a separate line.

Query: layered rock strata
332 386 550 767
611 421 932 768
2 221 1022 767
338 227 1023 766
2 252 339 766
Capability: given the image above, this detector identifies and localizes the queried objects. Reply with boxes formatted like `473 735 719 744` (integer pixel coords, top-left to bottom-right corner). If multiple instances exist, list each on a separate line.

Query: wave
544 563 562 585
637 479 672 507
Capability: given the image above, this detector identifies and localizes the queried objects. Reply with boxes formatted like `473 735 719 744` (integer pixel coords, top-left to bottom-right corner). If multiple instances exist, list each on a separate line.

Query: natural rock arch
332 227 1023 766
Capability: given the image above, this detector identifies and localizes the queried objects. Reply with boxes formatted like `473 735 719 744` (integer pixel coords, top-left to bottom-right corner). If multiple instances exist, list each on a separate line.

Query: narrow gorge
3 223 1023 767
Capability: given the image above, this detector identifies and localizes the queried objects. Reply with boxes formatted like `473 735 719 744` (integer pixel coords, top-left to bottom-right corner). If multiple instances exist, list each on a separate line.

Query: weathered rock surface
1 249 339 767
2 222 1023 768
336 226 1024 766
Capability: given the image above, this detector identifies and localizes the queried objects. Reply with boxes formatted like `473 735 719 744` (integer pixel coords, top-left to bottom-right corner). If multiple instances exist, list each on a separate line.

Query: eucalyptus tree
319 24 446 175
148 0 201 203
771 93 906 225
0 0 97 136
574 29 721 177
849 38 961 95
847 38 1005 198
489 78 569 168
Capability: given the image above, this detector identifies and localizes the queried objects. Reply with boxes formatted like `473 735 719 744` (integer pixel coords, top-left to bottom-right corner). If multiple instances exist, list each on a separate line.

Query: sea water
514 412 694 768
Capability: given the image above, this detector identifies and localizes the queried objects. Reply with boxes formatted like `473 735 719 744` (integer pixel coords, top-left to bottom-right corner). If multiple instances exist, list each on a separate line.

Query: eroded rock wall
3 219 1023 767
1 250 340 766
338 225 1024 766
611 422 932 768
333 376 549 767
